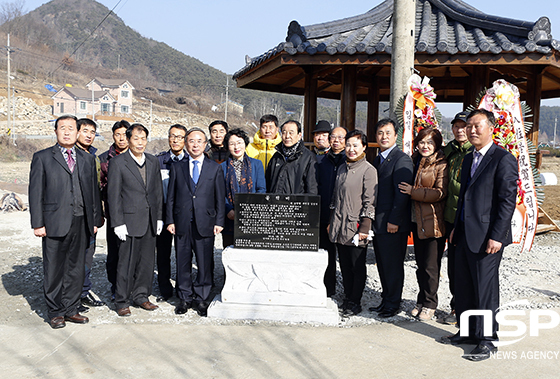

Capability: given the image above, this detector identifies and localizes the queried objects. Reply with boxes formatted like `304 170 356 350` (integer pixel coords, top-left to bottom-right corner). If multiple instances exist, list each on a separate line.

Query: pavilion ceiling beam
543 71 560 87
235 56 284 88
317 82 335 93
280 70 307 90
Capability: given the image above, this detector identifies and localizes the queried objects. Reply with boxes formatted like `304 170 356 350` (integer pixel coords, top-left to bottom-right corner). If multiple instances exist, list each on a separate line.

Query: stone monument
208 193 339 325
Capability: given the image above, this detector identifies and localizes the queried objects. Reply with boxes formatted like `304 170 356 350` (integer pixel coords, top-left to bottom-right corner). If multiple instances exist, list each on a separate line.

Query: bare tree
0 0 26 25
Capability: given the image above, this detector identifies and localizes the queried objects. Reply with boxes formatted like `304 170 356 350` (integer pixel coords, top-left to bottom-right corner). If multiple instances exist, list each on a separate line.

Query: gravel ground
1 158 560 328
1 189 559 329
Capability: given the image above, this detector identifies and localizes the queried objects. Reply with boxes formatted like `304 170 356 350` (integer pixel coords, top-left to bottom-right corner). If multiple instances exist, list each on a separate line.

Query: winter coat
317 150 346 225
329 157 377 247
265 142 318 195
443 139 473 223
245 131 282 172
410 150 449 239
205 142 230 164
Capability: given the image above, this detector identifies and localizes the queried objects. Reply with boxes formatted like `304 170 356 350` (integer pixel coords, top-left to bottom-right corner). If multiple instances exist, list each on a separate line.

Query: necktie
66 149 75 172
470 151 481 178
192 160 200 184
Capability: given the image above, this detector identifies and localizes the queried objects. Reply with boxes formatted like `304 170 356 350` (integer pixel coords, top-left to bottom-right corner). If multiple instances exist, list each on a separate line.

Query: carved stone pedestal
208 247 339 325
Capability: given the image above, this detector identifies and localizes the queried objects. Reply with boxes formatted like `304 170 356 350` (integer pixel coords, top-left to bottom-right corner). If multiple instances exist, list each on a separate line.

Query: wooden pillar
340 66 357 130
525 66 544 146
367 77 379 162
303 69 318 142
464 66 490 109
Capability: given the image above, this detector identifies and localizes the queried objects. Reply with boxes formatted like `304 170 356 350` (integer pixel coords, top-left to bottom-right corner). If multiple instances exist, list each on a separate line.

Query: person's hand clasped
398 182 412 195
214 225 223 235
358 232 369 240
167 224 175 235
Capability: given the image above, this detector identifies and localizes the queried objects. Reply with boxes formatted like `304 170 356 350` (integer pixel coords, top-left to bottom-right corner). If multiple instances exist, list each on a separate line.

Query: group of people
29 109 518 361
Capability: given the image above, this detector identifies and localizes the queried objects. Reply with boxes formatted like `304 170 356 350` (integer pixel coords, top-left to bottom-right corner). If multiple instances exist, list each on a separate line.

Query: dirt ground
1 157 560 377
540 156 560 220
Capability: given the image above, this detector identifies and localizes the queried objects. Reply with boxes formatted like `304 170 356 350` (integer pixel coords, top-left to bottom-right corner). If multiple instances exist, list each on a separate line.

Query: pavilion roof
233 0 559 79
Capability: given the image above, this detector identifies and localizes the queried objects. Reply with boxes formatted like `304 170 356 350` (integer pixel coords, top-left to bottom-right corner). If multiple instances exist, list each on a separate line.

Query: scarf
225 154 254 207
346 152 366 163
279 140 301 158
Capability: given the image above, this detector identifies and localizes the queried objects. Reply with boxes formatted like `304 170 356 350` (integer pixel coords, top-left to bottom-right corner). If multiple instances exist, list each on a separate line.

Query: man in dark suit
75 118 105 312
99 120 130 300
107 123 164 317
317 126 347 297
29 115 103 329
440 109 518 361
155 124 188 302
166 127 225 317
369 118 413 318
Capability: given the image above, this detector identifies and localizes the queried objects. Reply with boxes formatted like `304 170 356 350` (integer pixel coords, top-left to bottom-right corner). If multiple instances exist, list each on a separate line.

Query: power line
51 0 123 75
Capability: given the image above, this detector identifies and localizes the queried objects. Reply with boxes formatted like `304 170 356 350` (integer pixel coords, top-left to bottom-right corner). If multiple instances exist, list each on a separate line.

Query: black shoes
438 332 477 345
156 295 170 303
81 291 105 307
175 300 192 315
377 307 399 318
194 301 209 317
77 304 89 314
368 303 385 313
342 301 362 316
463 344 497 362
339 300 362 316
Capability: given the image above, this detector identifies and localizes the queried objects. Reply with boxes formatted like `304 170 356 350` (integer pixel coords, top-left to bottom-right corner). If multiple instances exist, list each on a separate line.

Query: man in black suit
107 123 164 317
75 118 105 312
155 124 188 302
440 109 518 361
29 115 103 329
369 119 413 318
166 127 225 317
99 120 130 300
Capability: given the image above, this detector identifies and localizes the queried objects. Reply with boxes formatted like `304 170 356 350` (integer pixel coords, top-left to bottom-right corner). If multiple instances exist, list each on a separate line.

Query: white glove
157 220 163 236
352 230 375 246
114 224 128 241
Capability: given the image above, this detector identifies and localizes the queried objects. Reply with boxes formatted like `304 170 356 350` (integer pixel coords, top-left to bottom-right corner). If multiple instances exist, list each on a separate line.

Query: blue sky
21 0 560 113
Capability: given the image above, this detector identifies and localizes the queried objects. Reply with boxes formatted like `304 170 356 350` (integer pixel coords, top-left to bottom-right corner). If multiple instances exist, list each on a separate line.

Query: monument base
208 247 339 325
208 295 339 325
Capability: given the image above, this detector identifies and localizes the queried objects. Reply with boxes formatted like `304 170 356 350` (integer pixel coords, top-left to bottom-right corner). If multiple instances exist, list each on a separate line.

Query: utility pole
554 117 557 147
225 76 229 122
12 86 15 145
389 0 416 119
91 82 95 122
7 34 11 137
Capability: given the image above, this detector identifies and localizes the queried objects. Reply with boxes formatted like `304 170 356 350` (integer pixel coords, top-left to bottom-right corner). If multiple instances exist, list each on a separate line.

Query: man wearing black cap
442 111 473 324
312 120 332 155
317 125 347 297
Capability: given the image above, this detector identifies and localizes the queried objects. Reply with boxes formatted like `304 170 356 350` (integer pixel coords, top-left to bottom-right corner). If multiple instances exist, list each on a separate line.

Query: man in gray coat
107 123 164 317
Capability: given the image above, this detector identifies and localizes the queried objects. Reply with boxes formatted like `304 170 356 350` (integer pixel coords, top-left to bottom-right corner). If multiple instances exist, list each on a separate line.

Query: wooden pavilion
232 0 560 146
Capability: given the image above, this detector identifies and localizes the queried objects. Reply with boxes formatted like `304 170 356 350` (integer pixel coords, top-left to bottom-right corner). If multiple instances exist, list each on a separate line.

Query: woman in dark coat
221 128 266 247
398 127 448 321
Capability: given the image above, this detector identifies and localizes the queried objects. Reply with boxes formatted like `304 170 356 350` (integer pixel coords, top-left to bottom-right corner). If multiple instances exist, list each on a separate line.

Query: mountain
0 0 314 123
2 0 226 90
